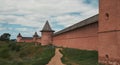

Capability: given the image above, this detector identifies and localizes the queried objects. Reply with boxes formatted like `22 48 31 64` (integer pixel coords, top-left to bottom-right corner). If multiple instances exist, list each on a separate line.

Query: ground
47 48 64 65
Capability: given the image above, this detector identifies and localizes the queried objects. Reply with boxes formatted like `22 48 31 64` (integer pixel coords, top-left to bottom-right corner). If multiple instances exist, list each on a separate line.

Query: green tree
0 33 11 41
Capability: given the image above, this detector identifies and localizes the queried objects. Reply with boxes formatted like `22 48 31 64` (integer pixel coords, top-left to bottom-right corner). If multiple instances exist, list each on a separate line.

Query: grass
0 41 104 65
60 48 99 65
0 41 55 65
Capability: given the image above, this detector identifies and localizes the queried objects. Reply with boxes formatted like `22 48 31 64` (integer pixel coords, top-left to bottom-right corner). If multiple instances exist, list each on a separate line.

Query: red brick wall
41 32 53 45
17 37 22 42
99 0 119 32
99 0 120 64
116 0 120 30
99 31 120 64
36 38 41 43
117 31 120 59
33 38 41 43
22 39 33 43
53 22 98 50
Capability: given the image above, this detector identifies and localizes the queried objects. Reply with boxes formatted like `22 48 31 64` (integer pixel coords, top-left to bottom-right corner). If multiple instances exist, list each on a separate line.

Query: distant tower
41 21 54 45
99 0 120 64
17 33 22 42
33 32 39 42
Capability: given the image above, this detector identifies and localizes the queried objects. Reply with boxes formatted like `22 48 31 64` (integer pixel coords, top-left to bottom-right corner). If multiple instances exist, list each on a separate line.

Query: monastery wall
53 22 98 50
21 39 33 43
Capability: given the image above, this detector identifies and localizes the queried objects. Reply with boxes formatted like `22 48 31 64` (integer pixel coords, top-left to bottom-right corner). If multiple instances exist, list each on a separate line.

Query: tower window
105 54 109 58
105 13 109 20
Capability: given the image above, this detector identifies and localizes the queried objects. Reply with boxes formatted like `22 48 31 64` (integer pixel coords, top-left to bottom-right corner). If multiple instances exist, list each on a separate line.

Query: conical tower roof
33 32 39 37
17 33 22 37
41 21 54 32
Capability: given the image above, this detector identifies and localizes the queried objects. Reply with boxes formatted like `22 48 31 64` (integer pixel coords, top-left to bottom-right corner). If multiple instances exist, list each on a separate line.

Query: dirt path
47 48 65 65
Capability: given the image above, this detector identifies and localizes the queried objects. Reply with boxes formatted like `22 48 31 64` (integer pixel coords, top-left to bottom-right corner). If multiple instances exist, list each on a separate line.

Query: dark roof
41 21 54 32
17 33 22 37
22 37 33 40
33 32 39 37
54 14 98 36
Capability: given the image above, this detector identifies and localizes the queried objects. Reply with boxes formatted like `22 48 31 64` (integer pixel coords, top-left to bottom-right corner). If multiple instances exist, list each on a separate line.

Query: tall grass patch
60 48 98 65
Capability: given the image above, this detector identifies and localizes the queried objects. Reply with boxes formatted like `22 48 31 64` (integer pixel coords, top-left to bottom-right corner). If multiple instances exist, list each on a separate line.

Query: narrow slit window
105 54 109 59
105 13 109 20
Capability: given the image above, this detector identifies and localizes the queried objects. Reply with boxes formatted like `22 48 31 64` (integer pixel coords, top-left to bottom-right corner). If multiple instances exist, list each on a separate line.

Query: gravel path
47 48 65 65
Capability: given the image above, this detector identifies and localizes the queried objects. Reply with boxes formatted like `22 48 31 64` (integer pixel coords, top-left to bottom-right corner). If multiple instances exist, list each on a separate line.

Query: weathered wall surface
17 37 22 42
22 39 33 43
53 22 98 50
99 0 120 32
99 32 120 64
99 0 120 64
36 38 41 43
33 38 41 43
41 32 54 45
117 31 120 60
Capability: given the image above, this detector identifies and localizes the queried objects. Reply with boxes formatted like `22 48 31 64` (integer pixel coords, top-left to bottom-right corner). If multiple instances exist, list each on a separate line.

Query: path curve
47 48 65 65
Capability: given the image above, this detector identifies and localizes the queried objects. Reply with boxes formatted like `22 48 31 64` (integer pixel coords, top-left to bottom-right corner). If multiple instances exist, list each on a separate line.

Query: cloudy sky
0 0 98 39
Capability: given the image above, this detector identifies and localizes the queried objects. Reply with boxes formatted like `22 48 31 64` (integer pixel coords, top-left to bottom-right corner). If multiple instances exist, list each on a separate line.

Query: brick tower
17 33 22 42
99 0 120 64
41 21 54 45
33 32 39 42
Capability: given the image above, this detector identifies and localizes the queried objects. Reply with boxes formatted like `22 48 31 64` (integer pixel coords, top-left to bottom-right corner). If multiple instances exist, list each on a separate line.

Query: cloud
0 28 6 31
15 28 28 32
0 0 98 39
0 24 7 31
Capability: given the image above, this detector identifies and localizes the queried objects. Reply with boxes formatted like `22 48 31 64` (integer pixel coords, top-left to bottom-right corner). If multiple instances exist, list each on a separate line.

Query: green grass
0 41 55 65
60 48 99 65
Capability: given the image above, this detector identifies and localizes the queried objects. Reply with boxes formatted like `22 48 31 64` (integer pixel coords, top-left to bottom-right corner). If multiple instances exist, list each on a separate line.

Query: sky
0 0 98 39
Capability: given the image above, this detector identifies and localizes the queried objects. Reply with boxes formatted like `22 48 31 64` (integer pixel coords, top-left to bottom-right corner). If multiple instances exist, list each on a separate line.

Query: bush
0 33 11 41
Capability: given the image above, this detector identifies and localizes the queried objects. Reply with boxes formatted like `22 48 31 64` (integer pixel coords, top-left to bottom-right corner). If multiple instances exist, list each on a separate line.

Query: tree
0 33 11 41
